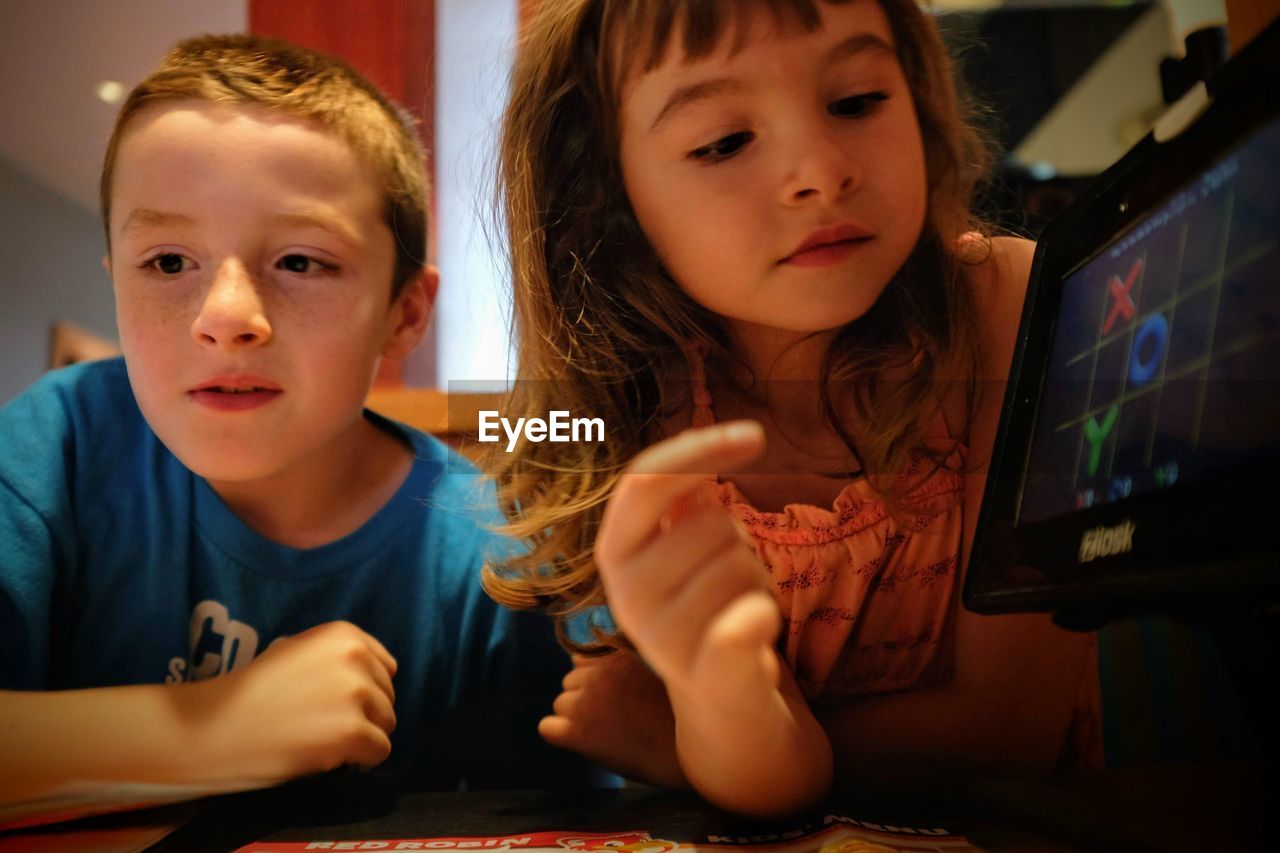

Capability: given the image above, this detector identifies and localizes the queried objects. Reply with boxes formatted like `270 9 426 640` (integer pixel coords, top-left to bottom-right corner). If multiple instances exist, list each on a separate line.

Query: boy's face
107 100 430 486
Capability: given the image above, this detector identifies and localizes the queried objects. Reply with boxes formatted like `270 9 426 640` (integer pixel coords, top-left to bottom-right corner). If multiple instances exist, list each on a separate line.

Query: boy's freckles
106 100 407 491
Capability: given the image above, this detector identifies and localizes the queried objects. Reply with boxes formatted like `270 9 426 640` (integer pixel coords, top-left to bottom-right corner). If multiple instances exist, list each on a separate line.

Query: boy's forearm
667 679 833 819
0 683 226 804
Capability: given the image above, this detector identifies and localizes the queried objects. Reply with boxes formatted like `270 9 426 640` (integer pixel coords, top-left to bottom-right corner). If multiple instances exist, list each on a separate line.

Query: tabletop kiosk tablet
964 17 1279 628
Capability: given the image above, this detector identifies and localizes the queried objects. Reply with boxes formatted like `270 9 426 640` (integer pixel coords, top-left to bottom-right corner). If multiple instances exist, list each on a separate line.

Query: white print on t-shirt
165 600 261 684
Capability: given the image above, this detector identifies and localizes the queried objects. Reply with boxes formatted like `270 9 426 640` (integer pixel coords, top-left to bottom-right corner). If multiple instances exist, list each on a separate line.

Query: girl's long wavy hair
483 0 995 652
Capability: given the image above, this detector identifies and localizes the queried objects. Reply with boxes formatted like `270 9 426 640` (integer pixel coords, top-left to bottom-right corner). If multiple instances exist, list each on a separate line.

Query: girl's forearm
818 687 1046 791
667 678 833 818
817 673 1081 790
0 683 225 805
815 612 1094 791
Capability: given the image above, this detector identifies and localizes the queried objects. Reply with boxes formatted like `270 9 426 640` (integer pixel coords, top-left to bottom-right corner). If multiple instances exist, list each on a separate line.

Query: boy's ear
102 255 111 275
382 265 437 360
420 264 440 307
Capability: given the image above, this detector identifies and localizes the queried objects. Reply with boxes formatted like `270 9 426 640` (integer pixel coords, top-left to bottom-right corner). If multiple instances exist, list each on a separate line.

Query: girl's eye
277 254 331 275
829 91 888 118
689 131 754 162
143 253 192 276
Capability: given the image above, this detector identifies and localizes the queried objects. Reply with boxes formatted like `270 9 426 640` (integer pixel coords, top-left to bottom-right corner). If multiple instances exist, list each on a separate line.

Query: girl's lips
782 236 873 268
781 223 874 267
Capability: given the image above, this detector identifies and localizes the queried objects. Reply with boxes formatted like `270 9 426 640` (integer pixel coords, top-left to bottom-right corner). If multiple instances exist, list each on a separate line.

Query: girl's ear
382 266 437 360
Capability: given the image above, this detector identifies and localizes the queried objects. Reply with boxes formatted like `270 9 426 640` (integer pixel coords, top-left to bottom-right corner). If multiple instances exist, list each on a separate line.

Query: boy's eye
829 91 889 118
144 253 192 276
689 131 754 162
277 254 329 274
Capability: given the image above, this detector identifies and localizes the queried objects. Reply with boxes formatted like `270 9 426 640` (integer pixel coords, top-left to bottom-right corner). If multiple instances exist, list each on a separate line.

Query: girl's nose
780 124 860 206
190 260 272 349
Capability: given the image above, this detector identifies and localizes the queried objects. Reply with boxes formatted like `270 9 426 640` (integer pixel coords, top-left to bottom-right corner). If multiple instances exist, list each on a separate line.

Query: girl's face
619 0 927 346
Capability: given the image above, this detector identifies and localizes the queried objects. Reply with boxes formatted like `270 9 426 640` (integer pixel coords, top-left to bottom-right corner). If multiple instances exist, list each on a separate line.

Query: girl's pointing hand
594 421 781 703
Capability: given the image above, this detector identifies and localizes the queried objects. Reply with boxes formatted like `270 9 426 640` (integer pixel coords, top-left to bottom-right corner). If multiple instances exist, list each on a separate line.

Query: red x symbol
1102 258 1143 335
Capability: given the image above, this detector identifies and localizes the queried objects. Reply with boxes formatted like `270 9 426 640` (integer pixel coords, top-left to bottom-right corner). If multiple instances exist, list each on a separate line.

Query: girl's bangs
602 0 839 91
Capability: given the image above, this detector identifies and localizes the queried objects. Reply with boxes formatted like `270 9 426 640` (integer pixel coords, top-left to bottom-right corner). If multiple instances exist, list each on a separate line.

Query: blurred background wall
0 0 247 403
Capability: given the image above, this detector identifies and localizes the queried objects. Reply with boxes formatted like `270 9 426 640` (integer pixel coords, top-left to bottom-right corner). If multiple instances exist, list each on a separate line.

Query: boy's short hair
100 33 428 297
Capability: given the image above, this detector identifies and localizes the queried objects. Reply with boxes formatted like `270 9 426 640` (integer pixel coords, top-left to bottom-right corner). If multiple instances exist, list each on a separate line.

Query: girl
484 0 1097 818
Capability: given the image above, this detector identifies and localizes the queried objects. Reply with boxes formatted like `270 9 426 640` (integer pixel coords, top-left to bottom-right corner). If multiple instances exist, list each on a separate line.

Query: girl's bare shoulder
961 234 1036 380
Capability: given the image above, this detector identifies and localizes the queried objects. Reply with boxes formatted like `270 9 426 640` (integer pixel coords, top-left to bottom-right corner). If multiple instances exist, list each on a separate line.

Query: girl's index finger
598 421 765 563
629 420 766 478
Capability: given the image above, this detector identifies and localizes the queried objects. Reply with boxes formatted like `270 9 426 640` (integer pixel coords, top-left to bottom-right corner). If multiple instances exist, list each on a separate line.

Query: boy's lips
189 374 283 411
781 223 874 267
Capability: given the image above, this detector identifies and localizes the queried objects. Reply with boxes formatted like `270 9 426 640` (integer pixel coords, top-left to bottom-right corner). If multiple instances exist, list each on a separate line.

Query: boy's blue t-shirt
0 358 588 788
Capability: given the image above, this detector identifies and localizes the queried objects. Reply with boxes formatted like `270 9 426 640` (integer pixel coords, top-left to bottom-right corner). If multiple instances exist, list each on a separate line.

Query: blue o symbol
1129 314 1168 386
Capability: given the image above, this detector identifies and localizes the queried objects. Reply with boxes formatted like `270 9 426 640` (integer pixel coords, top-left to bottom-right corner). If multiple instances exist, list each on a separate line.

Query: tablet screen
1018 116 1280 525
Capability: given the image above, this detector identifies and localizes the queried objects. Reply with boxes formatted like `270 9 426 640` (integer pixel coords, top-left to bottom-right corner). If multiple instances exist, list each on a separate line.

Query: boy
0 34 586 804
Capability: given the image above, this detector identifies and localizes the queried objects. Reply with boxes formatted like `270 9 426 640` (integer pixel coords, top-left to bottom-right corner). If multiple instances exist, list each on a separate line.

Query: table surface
148 782 1072 852
0 762 1264 853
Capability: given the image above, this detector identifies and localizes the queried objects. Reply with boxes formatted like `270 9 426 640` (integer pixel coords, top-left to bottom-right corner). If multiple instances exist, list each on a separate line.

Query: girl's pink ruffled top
686 344 966 702
684 344 1103 768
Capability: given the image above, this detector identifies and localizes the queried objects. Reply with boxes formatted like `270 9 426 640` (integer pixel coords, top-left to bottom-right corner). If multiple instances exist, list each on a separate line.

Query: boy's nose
191 260 272 349
780 125 859 206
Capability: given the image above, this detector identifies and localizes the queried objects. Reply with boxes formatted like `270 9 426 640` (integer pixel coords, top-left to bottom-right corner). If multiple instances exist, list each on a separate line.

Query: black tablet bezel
964 20 1280 620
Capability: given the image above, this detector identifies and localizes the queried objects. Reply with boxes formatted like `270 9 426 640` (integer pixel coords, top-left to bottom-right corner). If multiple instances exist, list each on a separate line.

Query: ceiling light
96 81 125 104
